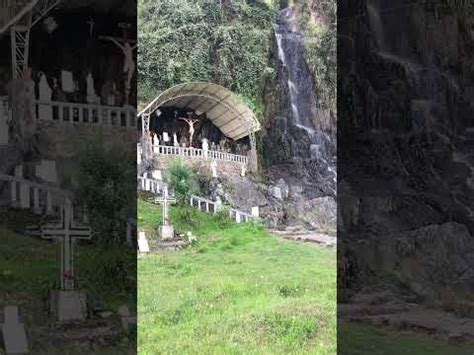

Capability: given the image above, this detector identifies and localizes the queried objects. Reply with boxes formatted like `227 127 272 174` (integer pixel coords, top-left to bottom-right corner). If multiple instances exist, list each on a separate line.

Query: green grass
339 321 473 354
137 199 336 354
0 207 136 353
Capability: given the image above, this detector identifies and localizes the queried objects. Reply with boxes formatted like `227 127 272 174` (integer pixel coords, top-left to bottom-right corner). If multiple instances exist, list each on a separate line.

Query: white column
46 191 53 214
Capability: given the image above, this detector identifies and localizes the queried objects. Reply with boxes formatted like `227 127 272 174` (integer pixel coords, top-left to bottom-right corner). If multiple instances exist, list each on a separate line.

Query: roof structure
138 82 261 141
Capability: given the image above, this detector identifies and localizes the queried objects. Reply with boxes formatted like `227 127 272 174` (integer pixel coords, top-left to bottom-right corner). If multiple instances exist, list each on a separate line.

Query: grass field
137 198 337 354
0 207 135 353
339 321 473 355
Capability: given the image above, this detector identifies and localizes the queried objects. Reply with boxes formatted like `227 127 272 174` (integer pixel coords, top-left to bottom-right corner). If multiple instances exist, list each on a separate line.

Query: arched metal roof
138 82 261 141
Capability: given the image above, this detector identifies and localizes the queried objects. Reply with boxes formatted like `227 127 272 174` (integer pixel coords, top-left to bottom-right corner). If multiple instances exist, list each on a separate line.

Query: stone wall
153 154 244 178
36 120 136 160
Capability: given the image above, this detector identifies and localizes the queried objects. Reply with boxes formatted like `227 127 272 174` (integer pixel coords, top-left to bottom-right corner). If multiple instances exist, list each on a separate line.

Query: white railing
190 194 257 224
35 100 137 128
0 173 71 216
137 176 166 195
154 145 248 164
190 194 222 214
229 208 255 223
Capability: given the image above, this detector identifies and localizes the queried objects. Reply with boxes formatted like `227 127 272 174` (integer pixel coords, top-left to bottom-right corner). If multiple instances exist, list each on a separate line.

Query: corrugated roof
138 82 260 141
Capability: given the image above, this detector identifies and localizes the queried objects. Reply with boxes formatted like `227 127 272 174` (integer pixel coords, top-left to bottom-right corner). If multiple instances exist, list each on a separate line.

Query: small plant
164 159 198 206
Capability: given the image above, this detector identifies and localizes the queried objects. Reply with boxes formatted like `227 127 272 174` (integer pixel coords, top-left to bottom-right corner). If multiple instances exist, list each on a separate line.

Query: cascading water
273 8 332 163
274 8 320 159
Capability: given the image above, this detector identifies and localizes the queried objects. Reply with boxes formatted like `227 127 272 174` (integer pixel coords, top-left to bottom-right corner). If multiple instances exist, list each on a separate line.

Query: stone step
270 229 336 247
346 308 474 344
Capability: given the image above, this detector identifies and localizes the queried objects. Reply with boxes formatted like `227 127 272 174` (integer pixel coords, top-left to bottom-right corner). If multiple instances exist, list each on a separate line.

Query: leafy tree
164 159 198 205
138 0 276 118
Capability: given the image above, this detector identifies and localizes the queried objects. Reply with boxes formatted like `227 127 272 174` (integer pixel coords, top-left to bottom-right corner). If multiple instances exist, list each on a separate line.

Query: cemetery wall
36 121 136 159
154 154 243 178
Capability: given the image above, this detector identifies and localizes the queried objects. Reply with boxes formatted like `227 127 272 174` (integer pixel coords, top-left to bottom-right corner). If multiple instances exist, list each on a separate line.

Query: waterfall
367 0 385 50
274 8 325 160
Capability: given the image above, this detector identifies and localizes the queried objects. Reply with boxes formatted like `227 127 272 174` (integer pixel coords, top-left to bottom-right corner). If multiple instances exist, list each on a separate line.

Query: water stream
274 8 325 160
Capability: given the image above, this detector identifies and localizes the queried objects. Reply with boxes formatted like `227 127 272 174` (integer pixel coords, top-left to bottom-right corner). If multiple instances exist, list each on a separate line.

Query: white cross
42 199 91 291
87 18 95 37
154 187 176 226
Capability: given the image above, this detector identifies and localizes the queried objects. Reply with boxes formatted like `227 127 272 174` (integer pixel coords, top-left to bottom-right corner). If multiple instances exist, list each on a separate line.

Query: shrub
76 133 135 244
164 159 198 205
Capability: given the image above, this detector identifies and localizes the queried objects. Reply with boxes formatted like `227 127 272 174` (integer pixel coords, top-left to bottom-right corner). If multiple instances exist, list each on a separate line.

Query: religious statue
179 112 200 147
86 73 98 104
38 72 52 120
100 24 137 106
202 138 209 151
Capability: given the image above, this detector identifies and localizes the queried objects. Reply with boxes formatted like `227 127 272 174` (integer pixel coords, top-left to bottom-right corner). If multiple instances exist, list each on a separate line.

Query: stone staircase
270 225 336 247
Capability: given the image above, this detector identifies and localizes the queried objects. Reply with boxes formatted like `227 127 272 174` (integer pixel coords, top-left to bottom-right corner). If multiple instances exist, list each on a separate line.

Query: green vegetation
0 225 135 322
76 134 135 244
164 159 198 205
339 321 473 355
299 0 336 115
137 199 336 354
137 0 277 117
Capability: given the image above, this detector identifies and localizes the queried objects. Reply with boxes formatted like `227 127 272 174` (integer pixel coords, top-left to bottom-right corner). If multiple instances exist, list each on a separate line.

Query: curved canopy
138 82 260 141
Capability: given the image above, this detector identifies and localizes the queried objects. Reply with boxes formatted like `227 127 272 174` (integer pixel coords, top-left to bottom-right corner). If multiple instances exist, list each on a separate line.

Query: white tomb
138 231 149 253
118 305 136 332
251 206 260 218
1 306 28 354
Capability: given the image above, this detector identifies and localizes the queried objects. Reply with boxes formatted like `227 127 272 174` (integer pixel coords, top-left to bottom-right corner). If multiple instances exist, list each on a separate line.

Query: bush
164 159 198 205
76 133 135 244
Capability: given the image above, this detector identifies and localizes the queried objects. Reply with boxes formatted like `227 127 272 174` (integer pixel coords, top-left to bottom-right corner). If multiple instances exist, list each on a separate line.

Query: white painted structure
0 172 69 215
189 194 258 224
34 100 136 128
153 144 248 164
1 305 28 354
41 199 91 291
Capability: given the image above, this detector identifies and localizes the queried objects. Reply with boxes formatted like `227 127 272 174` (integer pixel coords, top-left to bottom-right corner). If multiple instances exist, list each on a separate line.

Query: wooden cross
154 187 176 226
42 199 91 291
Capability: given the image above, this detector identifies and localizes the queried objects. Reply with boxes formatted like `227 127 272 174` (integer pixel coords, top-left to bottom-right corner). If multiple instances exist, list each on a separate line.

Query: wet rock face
261 7 336 191
339 0 474 305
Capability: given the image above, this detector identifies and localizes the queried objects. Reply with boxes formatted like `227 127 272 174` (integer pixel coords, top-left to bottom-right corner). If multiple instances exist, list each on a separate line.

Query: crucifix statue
154 187 176 226
42 199 91 291
87 18 95 37
178 112 200 147
100 23 137 105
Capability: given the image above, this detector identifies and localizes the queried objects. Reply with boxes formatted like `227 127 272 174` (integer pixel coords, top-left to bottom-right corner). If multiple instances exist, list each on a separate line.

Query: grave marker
42 199 91 321
1 306 28 354
155 187 176 240
138 231 149 253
